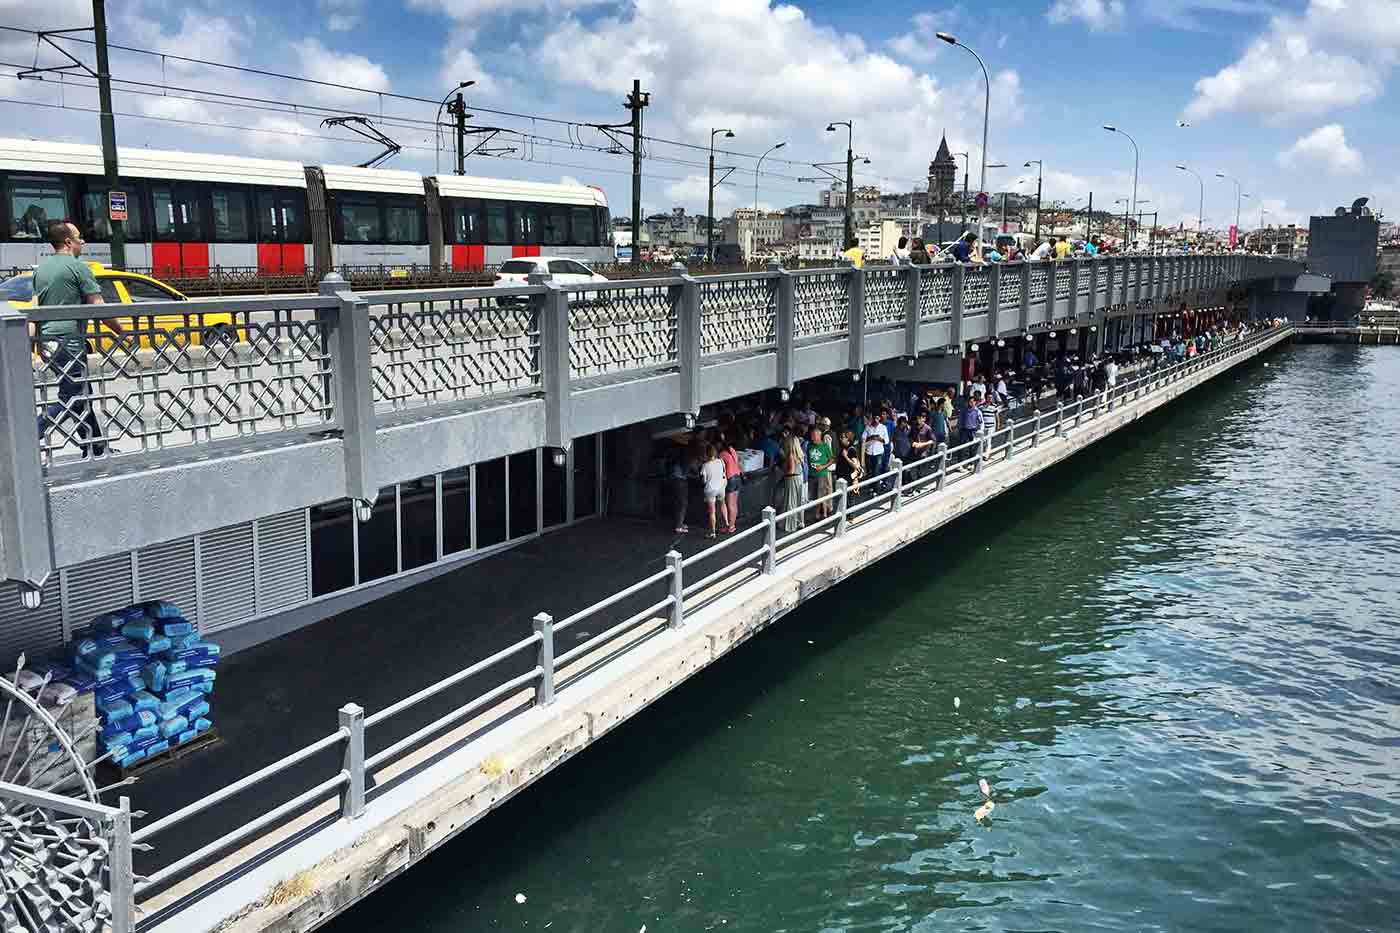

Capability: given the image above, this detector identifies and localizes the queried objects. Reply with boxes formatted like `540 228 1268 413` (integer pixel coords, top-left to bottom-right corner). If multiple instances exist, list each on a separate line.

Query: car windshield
0 274 34 301
499 260 536 274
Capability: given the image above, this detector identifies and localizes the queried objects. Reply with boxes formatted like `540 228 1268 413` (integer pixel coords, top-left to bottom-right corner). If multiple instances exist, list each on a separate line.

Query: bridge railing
104 320 1294 924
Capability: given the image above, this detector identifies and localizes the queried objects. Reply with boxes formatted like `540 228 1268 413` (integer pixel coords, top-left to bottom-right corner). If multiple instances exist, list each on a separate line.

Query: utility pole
625 80 650 265
448 92 467 175
1086 191 1092 243
93 0 124 269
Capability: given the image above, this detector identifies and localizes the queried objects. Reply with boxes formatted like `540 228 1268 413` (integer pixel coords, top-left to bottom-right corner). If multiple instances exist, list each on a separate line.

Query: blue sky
0 0 1394 231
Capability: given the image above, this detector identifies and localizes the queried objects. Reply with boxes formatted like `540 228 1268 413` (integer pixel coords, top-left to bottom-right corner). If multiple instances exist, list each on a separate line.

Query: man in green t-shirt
806 425 834 518
33 220 117 458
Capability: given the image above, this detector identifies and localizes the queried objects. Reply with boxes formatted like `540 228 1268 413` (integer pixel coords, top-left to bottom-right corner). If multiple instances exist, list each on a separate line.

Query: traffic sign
108 191 128 222
974 191 989 210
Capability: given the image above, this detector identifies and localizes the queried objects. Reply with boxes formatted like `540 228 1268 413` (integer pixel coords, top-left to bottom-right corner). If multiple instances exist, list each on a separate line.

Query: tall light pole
1176 164 1204 240
1216 173 1243 246
827 121 854 246
707 128 734 262
752 141 786 259
1102 124 1139 244
1024 159 1043 242
938 32 991 232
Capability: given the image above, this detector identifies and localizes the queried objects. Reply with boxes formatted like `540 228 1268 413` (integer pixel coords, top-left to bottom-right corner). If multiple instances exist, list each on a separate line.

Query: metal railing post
891 457 904 511
0 302 53 595
666 550 684 629
672 263 701 418
847 266 865 372
835 479 849 536
1019 261 1032 331
319 274 378 512
935 443 948 491
1031 412 1042 447
974 434 986 474
339 703 365 820
110 797 135 933
537 275 572 451
1056 401 1068 438
1066 259 1080 320
1005 419 1016 460
904 263 920 359
763 506 777 573
986 263 1001 338
950 263 965 349
532 612 555 706
772 261 795 391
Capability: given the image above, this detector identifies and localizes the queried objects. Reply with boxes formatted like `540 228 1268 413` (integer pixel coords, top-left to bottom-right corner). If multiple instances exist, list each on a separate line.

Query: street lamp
826 121 855 246
1102 124 1139 243
938 32 991 230
1025 159 1044 242
707 127 734 262
435 79 478 175
1216 172 1243 244
1176 164 1204 240
752 141 786 259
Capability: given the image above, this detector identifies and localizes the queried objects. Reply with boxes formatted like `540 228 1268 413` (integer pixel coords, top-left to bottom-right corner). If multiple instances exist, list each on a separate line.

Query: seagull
1176 120 1192 127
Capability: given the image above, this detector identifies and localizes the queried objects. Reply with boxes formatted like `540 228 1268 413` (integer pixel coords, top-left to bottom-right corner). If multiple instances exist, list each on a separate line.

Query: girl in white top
700 444 728 539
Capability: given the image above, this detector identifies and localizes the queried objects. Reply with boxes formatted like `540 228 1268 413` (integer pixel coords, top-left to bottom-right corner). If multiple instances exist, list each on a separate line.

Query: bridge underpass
0 253 1304 662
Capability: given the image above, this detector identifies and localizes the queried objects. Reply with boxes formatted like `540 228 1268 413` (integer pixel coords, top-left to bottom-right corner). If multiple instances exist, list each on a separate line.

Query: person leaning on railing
32 220 127 459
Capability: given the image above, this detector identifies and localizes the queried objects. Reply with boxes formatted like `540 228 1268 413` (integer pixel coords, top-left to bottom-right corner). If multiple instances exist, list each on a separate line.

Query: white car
493 257 609 287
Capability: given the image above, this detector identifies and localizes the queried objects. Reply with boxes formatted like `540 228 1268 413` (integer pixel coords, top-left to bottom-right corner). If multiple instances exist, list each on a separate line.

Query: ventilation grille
63 553 134 632
255 510 309 615
136 538 198 627
198 523 256 634
0 579 63 669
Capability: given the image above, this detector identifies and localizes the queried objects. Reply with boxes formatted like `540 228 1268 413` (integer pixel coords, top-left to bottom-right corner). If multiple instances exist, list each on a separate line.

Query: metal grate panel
135 538 198 627
198 523 256 633
0 579 63 668
61 553 133 632
255 510 309 614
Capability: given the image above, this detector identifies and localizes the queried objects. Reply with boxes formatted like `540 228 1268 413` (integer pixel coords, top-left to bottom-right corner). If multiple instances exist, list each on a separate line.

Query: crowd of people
842 230 1230 269
666 317 1267 539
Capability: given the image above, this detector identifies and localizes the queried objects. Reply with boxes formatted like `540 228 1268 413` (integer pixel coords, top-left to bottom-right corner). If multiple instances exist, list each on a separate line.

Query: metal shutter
198 522 256 634
62 553 134 632
255 510 309 614
135 538 198 627
0 579 63 668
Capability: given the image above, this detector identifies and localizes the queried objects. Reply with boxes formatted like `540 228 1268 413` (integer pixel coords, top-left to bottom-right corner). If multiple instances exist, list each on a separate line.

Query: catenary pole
93 0 125 269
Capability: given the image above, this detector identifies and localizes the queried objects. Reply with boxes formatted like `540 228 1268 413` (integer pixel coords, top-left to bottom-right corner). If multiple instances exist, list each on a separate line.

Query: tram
0 139 613 276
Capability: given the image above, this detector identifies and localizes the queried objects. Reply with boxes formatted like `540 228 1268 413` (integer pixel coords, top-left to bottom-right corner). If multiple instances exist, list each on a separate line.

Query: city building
857 220 903 262
732 207 786 260
797 236 836 262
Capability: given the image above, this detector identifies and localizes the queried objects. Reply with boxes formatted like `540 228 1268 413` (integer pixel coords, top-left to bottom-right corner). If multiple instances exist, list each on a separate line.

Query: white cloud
886 10 960 64
535 0 1019 196
1185 0 1398 121
1046 0 1125 30
288 39 391 107
1141 0 1277 31
665 174 738 208
319 0 365 31
1278 124 1363 174
408 0 607 22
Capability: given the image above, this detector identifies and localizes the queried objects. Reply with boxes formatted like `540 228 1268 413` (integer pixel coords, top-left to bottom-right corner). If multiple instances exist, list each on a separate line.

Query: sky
0 0 1394 232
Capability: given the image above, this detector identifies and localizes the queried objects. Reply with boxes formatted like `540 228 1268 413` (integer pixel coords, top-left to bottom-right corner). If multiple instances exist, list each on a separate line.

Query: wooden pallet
102 728 221 780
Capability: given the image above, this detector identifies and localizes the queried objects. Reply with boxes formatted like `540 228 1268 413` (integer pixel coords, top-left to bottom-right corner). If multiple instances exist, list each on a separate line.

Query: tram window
569 206 596 246
282 193 309 242
512 204 538 245
80 187 146 242
211 187 251 241
597 207 613 246
336 197 381 244
484 202 508 245
255 190 280 241
449 199 482 244
541 205 568 246
152 189 176 240
6 175 68 240
383 198 425 244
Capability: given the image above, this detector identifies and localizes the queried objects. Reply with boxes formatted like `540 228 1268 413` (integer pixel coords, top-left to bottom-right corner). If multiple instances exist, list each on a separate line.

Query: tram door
257 189 308 275
150 183 209 277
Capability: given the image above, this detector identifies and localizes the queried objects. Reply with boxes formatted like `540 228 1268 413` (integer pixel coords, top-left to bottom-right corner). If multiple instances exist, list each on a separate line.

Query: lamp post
708 127 734 262
1176 164 1204 240
1216 173 1243 246
827 121 854 247
937 33 991 232
1025 159 1043 242
1102 124 1139 244
434 79 477 175
751 141 786 260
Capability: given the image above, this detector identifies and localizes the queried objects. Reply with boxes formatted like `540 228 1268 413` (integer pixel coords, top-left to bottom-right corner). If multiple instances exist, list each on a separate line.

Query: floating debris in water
979 778 992 799
953 696 961 709
974 800 995 821
994 657 1007 663
515 893 527 904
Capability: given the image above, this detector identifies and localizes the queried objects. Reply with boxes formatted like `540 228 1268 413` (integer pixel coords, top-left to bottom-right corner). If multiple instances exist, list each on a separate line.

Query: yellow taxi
0 262 241 349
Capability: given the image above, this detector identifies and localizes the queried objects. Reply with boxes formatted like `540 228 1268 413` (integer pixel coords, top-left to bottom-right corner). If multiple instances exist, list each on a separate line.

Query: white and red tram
0 139 613 276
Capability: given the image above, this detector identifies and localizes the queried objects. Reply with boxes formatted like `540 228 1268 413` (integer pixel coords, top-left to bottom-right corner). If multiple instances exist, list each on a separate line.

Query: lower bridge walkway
1 323 1295 933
